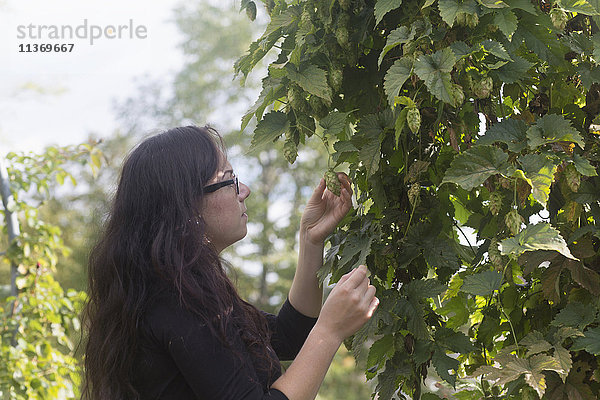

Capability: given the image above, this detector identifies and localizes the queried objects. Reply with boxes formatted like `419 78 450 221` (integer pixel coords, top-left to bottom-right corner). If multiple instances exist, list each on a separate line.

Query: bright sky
0 0 185 153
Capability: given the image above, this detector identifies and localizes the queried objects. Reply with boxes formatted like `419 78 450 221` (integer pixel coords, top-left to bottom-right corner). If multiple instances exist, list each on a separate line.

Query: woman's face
202 153 250 253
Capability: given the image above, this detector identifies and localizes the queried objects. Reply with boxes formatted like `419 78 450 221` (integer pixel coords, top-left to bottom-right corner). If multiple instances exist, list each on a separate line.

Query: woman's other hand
300 172 353 246
315 265 379 343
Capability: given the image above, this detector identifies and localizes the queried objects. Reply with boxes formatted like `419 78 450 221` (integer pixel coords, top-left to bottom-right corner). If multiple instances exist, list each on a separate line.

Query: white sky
0 0 186 153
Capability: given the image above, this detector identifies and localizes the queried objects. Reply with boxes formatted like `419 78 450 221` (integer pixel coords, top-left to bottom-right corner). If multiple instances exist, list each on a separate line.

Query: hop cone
505 209 524 236
408 183 420 208
407 108 421 134
489 238 503 269
564 164 580 192
473 77 493 99
325 170 341 196
489 191 502 216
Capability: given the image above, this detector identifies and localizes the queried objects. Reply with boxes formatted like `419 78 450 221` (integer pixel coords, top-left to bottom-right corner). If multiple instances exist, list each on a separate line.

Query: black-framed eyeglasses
203 176 239 195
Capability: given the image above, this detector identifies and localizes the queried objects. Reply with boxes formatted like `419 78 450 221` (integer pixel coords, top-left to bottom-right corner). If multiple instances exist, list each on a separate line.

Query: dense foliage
0 144 101 399
236 0 600 397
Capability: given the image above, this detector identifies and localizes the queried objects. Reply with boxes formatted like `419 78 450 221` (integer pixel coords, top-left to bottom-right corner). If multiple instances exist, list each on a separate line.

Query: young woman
82 125 378 400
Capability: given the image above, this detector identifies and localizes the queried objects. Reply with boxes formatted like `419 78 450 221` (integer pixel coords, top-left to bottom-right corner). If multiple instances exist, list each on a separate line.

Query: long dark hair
81 126 272 399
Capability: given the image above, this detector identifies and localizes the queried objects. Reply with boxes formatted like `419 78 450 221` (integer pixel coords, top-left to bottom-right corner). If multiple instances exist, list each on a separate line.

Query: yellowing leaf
500 223 577 260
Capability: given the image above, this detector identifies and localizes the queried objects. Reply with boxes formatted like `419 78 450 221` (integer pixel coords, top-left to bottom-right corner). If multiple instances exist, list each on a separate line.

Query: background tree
237 0 600 398
0 143 101 399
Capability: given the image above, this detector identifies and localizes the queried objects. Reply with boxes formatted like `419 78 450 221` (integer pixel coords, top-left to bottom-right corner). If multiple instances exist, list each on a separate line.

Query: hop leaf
489 191 502 215
505 208 524 236
407 107 421 134
325 170 341 196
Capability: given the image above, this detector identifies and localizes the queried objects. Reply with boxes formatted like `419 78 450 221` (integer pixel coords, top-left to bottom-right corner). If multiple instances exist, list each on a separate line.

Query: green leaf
414 48 456 104
494 55 533 84
551 302 596 329
384 57 413 107
359 133 384 177
481 40 513 60
375 0 403 25
435 327 475 353
285 64 332 104
367 335 395 368
517 153 558 207
520 331 553 357
553 345 572 381
442 145 511 191
432 346 459 387
478 118 528 153
493 8 518 40
261 7 299 39
573 154 598 177
379 26 414 66
461 270 503 296
572 327 600 354
438 295 470 329
319 111 350 137
500 223 577 260
249 111 290 152
438 0 479 27
556 0 600 15
406 279 447 299
527 114 585 150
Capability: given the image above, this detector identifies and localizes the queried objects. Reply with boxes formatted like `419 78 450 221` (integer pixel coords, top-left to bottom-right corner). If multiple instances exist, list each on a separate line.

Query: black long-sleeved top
132 291 318 399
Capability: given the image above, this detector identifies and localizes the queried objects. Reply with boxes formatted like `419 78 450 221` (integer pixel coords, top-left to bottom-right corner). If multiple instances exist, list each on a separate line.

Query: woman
82 126 378 400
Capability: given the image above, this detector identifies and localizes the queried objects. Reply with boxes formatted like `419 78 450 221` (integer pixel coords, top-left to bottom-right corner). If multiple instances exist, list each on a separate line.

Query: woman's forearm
270 325 341 400
288 229 324 318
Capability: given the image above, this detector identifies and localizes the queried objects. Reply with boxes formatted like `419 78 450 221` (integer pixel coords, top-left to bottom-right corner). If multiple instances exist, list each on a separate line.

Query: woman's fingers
345 265 368 289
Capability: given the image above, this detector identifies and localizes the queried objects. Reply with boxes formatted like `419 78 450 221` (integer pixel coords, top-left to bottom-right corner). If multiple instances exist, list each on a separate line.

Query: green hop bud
335 27 350 50
550 8 568 30
455 13 467 26
329 68 343 92
564 164 580 192
407 107 421 134
451 84 465 108
325 170 341 196
338 0 351 11
565 201 580 223
488 238 503 269
489 191 502 216
465 13 479 28
505 208 524 236
309 96 329 119
408 183 420 208
284 140 298 164
473 77 493 99
288 85 308 114
246 1 257 21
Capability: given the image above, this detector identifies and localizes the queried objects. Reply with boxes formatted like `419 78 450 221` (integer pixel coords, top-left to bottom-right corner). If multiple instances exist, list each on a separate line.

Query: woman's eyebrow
222 169 234 178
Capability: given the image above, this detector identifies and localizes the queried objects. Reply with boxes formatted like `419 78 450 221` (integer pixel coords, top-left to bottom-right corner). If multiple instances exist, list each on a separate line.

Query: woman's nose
238 182 250 200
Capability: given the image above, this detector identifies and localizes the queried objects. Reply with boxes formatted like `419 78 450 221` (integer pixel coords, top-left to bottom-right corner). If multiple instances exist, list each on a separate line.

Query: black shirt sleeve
262 298 319 361
146 301 290 400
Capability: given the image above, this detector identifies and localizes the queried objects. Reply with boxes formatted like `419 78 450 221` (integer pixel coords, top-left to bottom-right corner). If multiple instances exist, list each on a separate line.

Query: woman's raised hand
315 265 379 343
300 172 353 246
